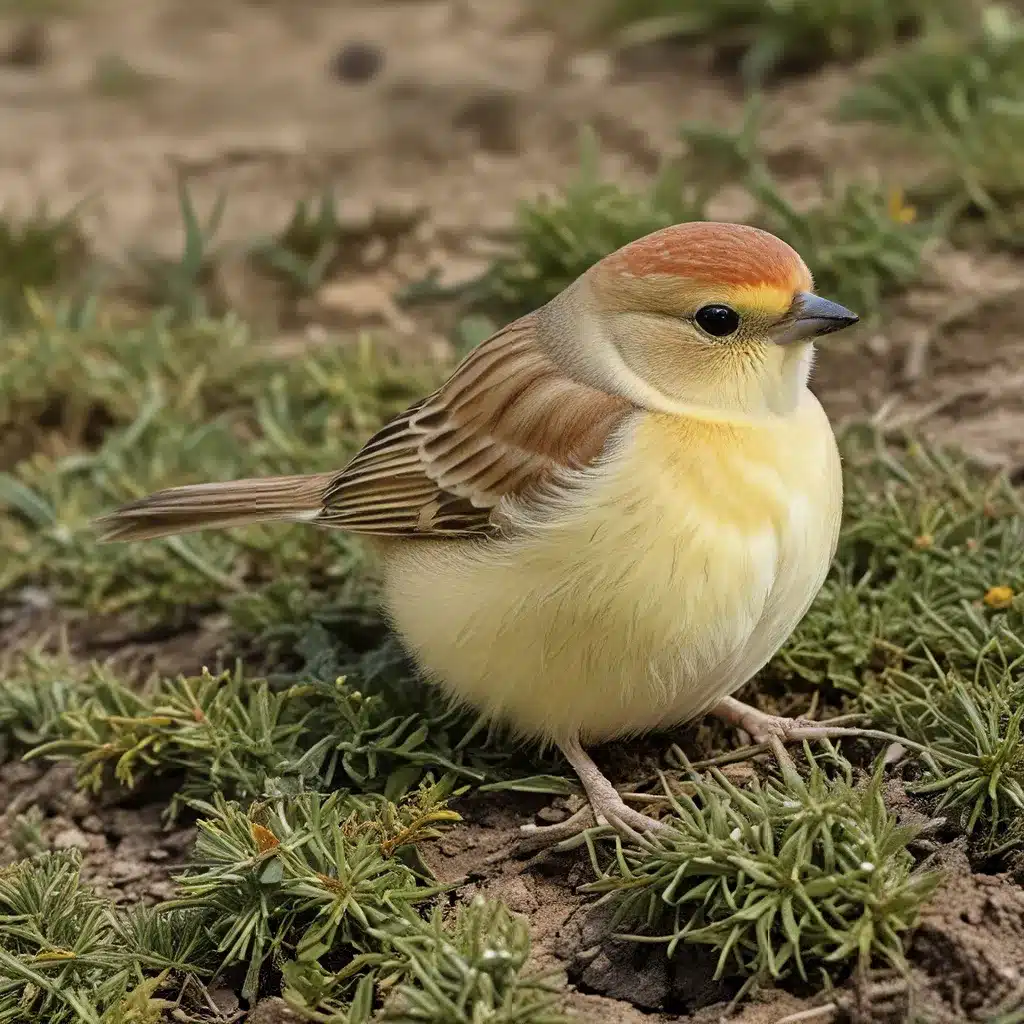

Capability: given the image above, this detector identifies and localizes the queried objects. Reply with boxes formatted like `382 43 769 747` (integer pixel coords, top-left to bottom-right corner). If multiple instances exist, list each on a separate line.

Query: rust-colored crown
600 221 811 291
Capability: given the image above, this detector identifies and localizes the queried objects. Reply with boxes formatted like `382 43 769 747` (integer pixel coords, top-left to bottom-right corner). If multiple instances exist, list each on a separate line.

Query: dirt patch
909 849 1024 1021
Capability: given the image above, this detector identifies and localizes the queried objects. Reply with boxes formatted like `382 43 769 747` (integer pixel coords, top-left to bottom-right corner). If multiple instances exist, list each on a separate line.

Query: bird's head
542 221 858 418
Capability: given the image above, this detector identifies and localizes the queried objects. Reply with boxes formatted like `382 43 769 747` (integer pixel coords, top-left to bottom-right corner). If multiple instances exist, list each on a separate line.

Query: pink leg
519 736 673 848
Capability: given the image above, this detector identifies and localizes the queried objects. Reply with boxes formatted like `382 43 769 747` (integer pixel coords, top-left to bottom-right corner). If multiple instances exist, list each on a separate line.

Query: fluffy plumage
95 220 859 844
383 400 841 745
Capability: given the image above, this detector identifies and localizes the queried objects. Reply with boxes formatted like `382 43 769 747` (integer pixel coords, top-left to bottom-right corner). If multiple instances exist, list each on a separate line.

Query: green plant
590 0 961 84
839 5 1024 242
0 315 434 622
0 850 204 1023
757 179 929 319
377 896 568 1024
279 895 568 1024
250 189 351 296
129 183 227 322
0 650 100 763
27 665 322 818
0 204 89 329
863 646 1024 848
160 788 453 1001
586 747 939 997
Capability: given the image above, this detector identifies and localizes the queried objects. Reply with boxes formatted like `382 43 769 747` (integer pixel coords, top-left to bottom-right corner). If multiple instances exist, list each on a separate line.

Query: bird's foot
710 695 866 745
517 738 674 852
519 791 672 852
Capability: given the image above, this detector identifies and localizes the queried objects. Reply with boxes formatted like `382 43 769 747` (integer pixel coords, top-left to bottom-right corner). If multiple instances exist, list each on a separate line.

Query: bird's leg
710 694 864 745
519 736 673 849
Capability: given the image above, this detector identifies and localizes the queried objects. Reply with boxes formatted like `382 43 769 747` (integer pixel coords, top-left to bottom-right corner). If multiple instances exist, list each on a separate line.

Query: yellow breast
381 398 842 745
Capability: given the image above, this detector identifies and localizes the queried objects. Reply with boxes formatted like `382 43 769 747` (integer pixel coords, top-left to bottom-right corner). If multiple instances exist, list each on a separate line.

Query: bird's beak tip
775 292 859 344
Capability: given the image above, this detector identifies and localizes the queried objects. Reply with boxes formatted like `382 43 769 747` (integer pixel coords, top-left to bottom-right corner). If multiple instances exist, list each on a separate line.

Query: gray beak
774 291 859 345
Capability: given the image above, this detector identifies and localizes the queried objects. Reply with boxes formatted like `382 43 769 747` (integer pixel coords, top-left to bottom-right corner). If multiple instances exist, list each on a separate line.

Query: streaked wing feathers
319 314 630 536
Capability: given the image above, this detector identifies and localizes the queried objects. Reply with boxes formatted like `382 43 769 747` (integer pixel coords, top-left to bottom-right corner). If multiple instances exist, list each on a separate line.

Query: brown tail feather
94 472 336 542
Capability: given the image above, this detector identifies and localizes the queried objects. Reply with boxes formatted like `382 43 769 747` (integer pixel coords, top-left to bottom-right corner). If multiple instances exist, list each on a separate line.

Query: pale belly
381 402 842 745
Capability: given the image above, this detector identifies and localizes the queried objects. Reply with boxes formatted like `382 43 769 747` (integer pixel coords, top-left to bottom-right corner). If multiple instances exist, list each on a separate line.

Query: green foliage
26 665 321 817
864 648 1024 848
20 658 507 817
128 182 227 322
0 850 197 1023
586 748 939 996
0 204 89 330
250 189 352 297
477 128 707 316
377 896 567 1024
160 788 452 1002
779 433 1024 684
839 5 1024 243
91 55 160 99
0 650 99 763
678 105 933 320
591 0 960 84
0 312 434 621
0 799 555 1024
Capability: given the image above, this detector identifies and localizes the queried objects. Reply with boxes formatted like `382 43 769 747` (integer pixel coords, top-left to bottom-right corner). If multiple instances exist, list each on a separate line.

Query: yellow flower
887 187 917 225
983 585 1014 609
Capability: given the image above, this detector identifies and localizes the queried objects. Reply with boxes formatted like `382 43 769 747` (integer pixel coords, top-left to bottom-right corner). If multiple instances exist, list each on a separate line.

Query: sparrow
95 221 858 845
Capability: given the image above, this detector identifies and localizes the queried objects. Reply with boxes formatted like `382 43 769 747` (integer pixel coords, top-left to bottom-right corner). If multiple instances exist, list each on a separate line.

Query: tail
93 472 336 542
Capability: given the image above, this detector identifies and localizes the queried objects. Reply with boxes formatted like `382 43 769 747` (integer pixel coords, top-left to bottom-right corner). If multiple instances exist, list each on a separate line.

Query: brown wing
318 313 632 536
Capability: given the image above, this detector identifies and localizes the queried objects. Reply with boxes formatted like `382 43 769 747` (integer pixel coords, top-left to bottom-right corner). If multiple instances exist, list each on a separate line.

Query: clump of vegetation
127 183 228 323
588 0 962 83
374 896 567 1024
586 747 939 998
0 204 90 329
0 849 212 1023
0 649 100 763
0 311 434 622
249 189 353 298
91 55 161 99
0 802 559 1023
161 788 451 1002
863 648 1024 849
3 648 564 824
839 4 1024 244
755 179 928 319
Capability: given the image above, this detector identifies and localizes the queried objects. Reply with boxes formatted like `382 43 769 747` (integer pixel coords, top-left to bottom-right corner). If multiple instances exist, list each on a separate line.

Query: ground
1 1 1024 1023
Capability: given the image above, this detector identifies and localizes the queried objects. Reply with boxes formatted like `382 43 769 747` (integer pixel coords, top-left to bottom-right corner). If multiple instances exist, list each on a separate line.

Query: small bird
96 221 858 844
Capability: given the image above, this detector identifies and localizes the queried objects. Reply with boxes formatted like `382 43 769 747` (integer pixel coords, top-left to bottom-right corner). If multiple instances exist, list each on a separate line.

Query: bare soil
2 1 1024 1021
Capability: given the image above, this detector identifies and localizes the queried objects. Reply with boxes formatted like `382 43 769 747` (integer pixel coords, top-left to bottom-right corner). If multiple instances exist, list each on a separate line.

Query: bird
95 221 859 846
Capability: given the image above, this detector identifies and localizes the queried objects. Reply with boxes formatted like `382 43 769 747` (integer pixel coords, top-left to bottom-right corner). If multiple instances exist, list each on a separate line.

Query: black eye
694 304 741 338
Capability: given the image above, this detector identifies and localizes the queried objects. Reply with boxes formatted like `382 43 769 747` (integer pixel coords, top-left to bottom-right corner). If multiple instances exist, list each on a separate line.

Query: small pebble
52 827 90 852
330 41 384 84
536 805 569 824
1 22 48 69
